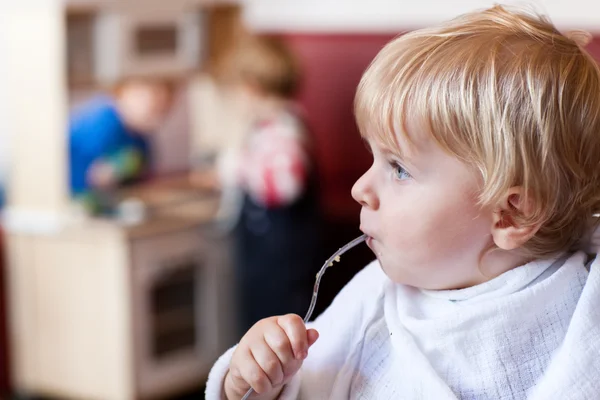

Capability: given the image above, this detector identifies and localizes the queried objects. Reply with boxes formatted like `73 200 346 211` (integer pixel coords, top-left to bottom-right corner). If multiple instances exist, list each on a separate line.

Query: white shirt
206 251 600 399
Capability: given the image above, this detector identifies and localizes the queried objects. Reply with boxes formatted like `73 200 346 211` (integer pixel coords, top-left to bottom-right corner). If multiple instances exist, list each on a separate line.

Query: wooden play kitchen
7 182 238 400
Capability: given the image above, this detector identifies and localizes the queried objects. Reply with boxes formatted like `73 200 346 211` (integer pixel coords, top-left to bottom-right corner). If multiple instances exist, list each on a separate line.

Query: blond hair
355 5 600 257
220 35 300 98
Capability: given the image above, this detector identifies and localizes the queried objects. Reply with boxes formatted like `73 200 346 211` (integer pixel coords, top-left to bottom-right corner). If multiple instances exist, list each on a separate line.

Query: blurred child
69 76 174 214
206 6 600 400
218 35 322 336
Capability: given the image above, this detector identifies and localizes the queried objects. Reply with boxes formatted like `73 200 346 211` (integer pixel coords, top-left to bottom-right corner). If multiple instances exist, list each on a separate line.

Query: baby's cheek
385 213 434 259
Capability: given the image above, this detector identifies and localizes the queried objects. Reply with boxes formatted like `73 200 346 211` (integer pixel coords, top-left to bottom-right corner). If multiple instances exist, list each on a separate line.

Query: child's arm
87 147 145 189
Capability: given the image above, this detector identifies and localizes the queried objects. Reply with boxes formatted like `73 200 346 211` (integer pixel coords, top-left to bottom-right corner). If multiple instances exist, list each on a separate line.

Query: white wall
243 0 600 32
0 36 12 201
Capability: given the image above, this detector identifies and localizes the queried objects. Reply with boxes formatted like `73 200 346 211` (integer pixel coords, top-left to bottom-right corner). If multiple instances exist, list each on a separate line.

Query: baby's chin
376 258 444 289
376 258 410 285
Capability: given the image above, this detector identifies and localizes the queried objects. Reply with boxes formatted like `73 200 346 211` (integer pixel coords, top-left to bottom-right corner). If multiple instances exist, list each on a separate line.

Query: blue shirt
69 96 150 195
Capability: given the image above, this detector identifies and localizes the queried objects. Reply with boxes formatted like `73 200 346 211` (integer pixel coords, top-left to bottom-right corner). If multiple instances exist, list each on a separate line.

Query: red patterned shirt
239 110 311 208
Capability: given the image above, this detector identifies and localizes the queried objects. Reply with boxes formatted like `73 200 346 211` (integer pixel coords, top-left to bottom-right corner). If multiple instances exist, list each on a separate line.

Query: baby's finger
307 328 319 347
235 348 272 394
264 322 295 363
263 323 300 377
227 358 251 395
249 339 285 387
277 314 308 360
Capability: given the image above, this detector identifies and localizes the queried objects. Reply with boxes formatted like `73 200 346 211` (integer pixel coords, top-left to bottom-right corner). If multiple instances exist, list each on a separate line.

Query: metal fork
241 234 367 400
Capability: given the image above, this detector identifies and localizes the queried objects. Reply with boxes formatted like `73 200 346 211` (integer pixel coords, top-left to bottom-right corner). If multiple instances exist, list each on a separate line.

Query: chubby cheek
380 192 491 286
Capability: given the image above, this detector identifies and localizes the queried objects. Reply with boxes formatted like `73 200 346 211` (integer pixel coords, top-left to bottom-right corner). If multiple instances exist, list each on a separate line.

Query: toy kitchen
0 0 241 399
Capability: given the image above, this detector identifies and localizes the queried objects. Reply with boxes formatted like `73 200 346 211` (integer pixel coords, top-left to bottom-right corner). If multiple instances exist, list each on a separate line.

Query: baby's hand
224 314 319 400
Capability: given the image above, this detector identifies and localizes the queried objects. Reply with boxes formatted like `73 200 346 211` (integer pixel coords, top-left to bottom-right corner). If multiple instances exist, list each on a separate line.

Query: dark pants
234 195 320 336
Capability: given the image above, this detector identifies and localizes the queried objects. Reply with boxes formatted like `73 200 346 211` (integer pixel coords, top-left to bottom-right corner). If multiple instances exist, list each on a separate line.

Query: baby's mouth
365 236 383 258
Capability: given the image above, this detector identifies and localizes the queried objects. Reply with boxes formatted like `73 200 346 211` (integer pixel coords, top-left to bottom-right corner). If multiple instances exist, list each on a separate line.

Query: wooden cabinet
0 229 10 397
6 200 236 400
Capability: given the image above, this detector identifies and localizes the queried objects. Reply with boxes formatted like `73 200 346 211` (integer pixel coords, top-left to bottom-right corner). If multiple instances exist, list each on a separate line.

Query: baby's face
352 118 495 290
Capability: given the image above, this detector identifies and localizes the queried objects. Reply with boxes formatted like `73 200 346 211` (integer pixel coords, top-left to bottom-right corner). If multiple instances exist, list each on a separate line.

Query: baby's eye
391 162 412 181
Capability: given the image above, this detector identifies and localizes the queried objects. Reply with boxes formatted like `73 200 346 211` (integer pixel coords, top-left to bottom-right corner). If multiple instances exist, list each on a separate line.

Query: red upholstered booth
278 33 600 317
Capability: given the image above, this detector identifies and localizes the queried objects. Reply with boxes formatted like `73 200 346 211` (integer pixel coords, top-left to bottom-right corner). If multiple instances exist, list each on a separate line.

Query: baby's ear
491 187 542 250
